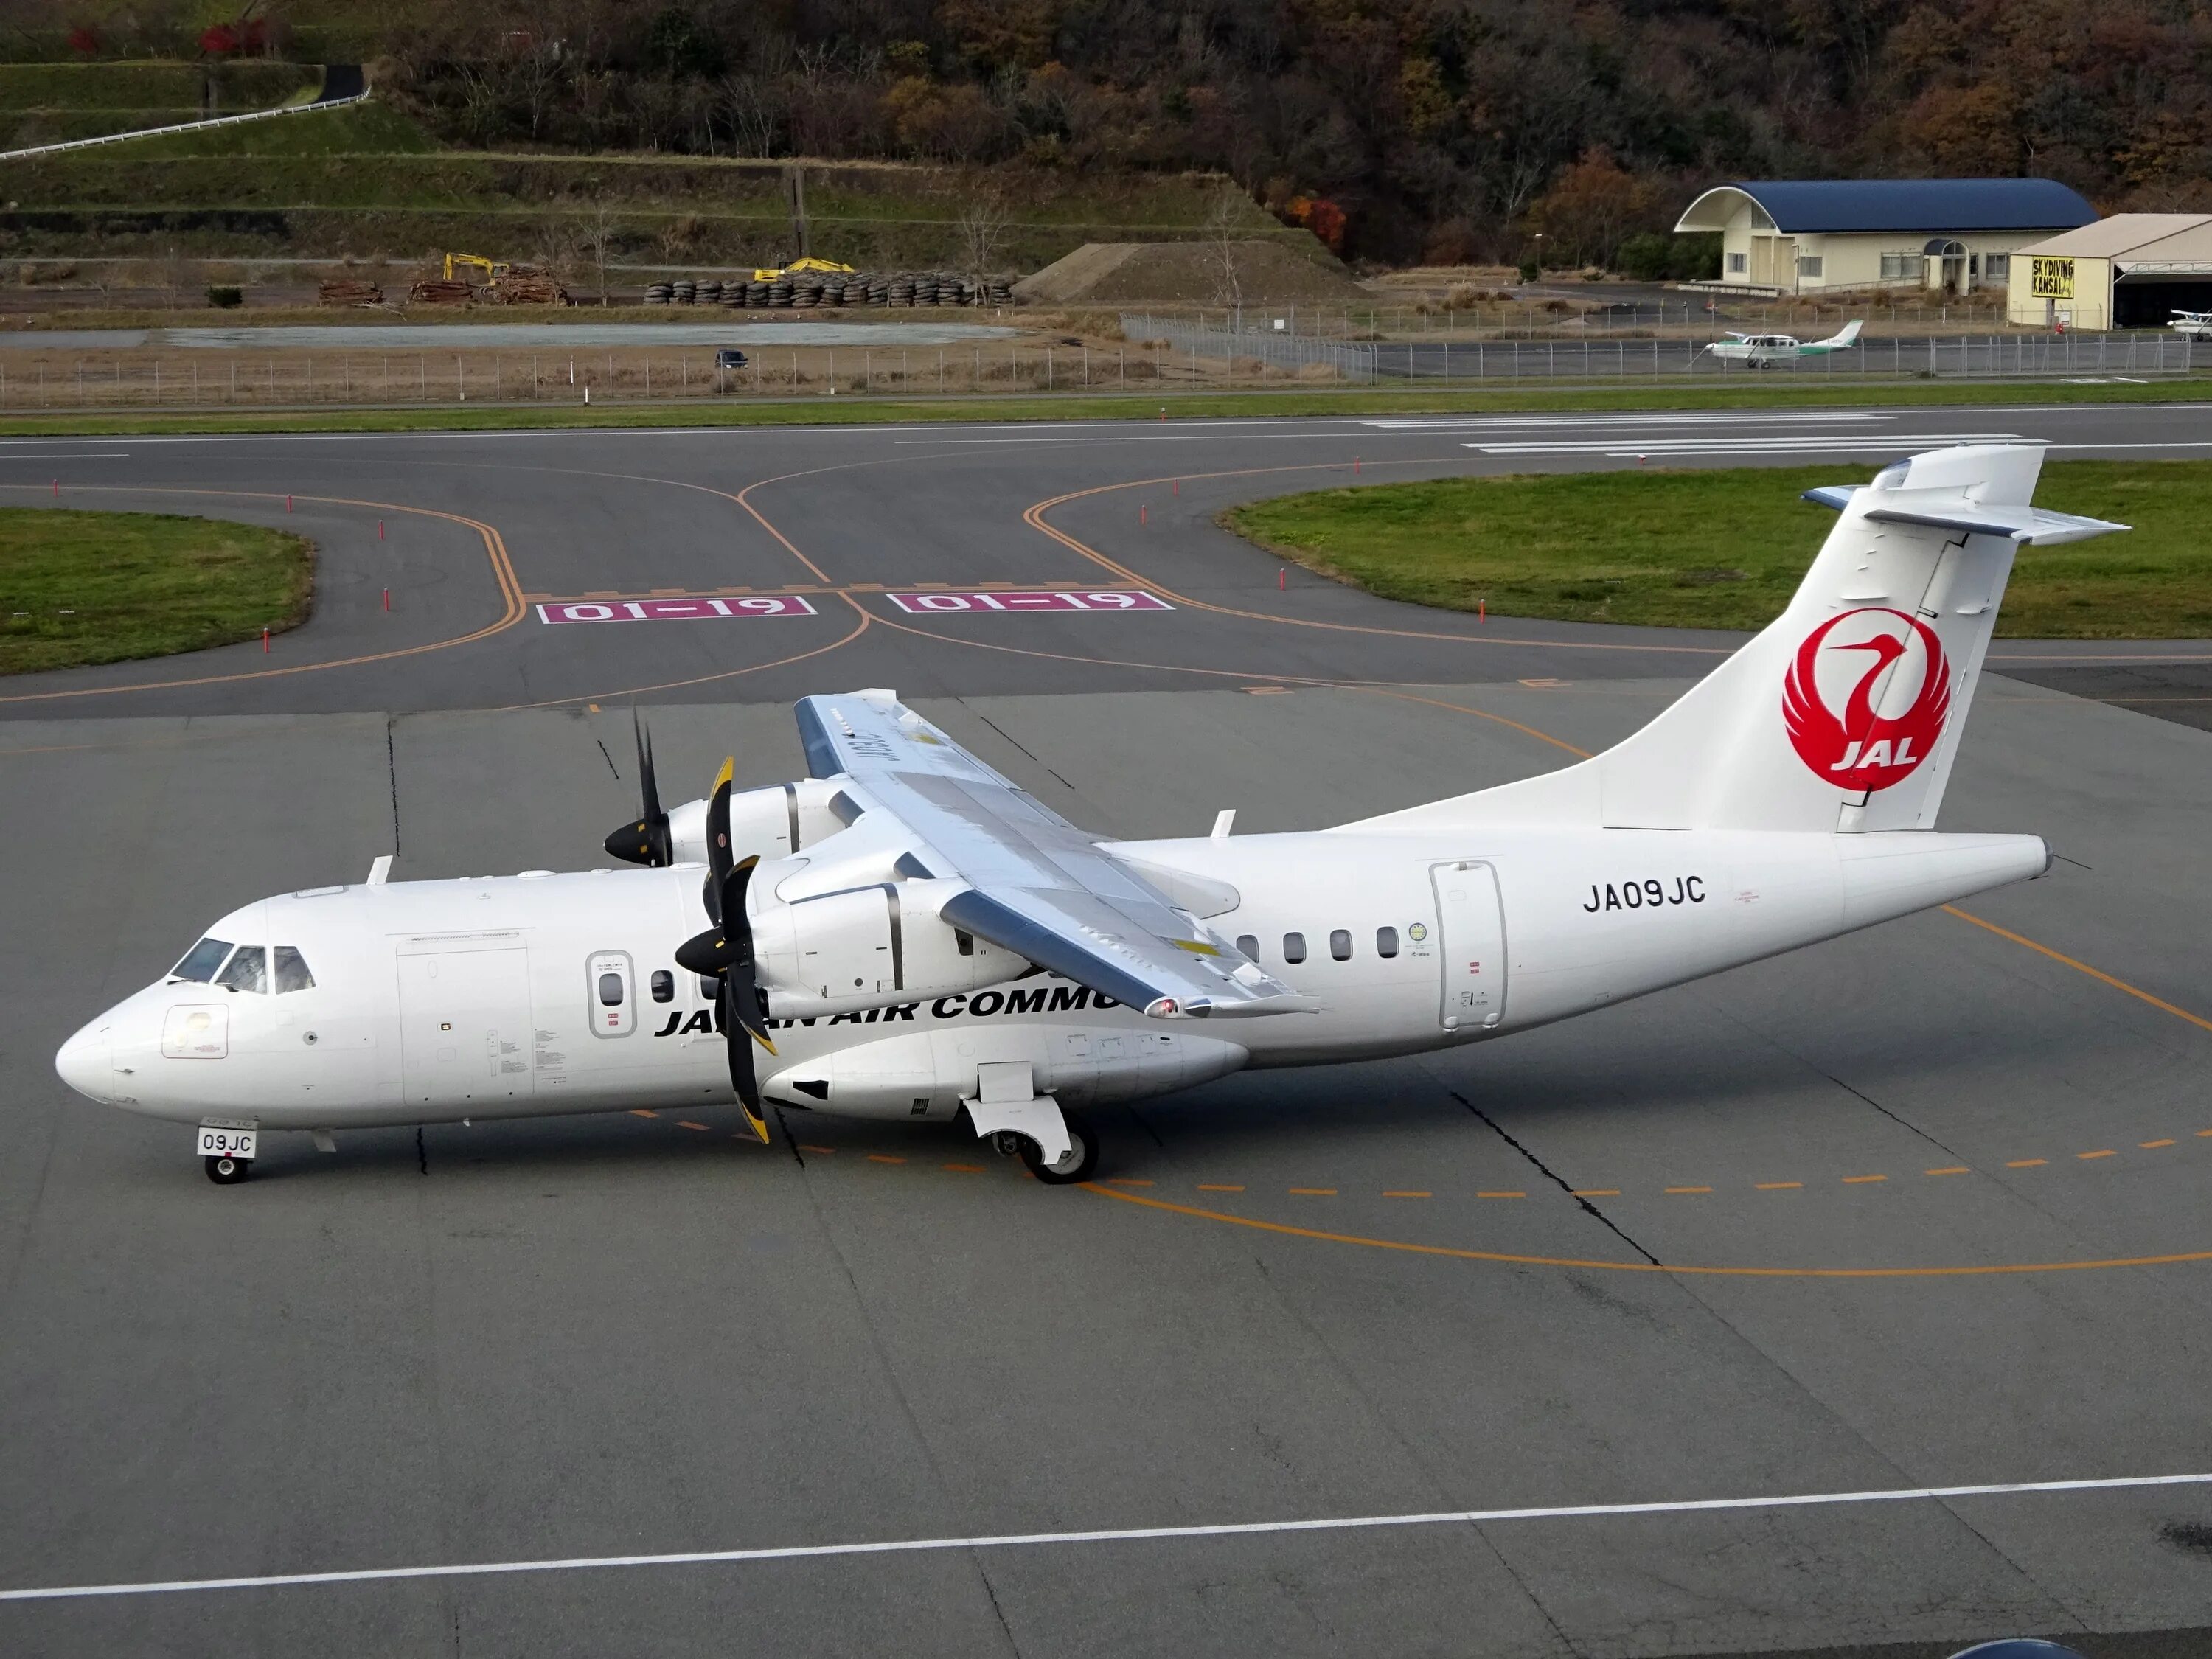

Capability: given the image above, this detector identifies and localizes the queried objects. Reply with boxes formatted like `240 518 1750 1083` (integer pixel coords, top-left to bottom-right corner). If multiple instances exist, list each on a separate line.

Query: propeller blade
703 757 735 920
602 710 673 866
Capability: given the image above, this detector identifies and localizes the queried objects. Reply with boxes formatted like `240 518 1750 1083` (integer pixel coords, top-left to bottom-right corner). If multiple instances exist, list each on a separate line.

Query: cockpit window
171 936 234 983
215 945 268 994
273 946 316 994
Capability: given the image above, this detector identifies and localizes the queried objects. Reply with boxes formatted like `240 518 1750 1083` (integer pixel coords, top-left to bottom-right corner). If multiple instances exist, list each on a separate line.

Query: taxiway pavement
3 400 2211 1658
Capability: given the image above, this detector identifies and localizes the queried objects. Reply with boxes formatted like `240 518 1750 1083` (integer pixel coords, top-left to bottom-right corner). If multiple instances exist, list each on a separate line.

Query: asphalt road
4 401 2212 1658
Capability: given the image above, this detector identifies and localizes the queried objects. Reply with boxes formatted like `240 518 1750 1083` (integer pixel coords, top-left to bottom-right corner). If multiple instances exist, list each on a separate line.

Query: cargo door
1430 862 1506 1033
397 942 535 1108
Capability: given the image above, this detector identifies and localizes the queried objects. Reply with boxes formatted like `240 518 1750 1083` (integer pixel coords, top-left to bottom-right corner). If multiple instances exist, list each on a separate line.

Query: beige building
2006 215 2212 330
1676 179 2096 296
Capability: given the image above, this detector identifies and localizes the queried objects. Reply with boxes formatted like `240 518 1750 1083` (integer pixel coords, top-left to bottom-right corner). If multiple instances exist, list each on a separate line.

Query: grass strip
0 377 2207 438
1226 460 2212 639
0 507 312 675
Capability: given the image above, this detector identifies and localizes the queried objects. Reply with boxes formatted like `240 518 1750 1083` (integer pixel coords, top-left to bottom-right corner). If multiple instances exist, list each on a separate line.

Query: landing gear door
1430 861 1506 1034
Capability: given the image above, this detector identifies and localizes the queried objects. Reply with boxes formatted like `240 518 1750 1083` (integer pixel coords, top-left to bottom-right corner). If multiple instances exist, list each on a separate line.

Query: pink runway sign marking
886 590 1173 614
537 596 818 624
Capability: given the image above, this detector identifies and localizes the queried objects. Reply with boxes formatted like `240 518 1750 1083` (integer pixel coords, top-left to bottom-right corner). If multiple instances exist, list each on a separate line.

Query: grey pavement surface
0 321 1026 351
3 403 2212 1656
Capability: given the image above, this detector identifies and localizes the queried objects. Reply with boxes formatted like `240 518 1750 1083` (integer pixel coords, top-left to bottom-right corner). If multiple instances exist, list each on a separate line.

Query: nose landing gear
204 1154 251 1185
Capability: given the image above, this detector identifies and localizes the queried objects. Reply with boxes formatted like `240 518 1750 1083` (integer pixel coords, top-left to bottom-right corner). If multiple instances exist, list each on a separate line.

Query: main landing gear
967 1086 1099 1185
997 1118 1099 1185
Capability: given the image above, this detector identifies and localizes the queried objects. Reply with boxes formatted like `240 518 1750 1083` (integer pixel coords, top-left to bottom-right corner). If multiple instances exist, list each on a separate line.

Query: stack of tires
652 271 1015 308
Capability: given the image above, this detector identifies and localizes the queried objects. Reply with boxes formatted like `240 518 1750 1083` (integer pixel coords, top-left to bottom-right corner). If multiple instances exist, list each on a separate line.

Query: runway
4 400 2212 1657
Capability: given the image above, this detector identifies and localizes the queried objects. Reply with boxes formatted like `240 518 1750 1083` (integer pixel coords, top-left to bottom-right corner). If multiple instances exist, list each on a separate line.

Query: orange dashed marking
1666 1186 1713 1195
675 1121 709 1132
1197 1183 1245 1193
1925 1166 1970 1177
1478 1190 1527 1200
1571 1189 1619 1197
1843 1175 1888 1185
2078 1149 2117 1160
628 1109 658 1119
1288 1187 1338 1196
1106 1178 1155 1187
943 1163 984 1173
2143 1139 2177 1150
2006 1158 2048 1169
1756 1182 1804 1191
866 1154 906 1165
2198 1130 2212 1138
799 1144 836 1155
1383 1190 1433 1199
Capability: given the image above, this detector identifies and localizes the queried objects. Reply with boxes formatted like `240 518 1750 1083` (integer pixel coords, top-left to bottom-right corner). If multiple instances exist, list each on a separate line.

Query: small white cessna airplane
1707 319 1863 366
2168 310 2212 342
58 444 2123 1188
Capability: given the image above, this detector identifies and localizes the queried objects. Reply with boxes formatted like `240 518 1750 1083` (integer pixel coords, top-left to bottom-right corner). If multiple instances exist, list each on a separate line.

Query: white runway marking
0 452 129 461
4 1470 2205 1604
1368 413 1890 431
1472 432 2028 456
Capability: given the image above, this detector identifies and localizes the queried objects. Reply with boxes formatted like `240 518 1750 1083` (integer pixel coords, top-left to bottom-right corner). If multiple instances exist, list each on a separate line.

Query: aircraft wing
793 691 1313 1019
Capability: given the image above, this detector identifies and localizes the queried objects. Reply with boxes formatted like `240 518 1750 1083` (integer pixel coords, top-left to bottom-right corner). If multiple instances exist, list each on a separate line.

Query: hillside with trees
21 1 2212 270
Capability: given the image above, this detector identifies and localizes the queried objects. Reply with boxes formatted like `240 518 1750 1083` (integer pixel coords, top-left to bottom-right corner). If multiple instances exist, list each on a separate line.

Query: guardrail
0 84 367 161
1121 314 1382 383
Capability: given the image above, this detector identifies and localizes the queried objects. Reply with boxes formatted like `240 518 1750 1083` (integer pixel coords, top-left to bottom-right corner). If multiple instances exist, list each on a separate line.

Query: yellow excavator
442 252 512 283
749 257 858 282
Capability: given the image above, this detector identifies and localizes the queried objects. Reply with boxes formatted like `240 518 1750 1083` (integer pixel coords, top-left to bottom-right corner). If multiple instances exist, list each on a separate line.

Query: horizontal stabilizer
1804 486 2127 545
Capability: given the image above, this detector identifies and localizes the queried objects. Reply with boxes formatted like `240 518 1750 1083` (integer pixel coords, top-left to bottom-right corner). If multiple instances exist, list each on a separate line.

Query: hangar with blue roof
1674 178 2098 296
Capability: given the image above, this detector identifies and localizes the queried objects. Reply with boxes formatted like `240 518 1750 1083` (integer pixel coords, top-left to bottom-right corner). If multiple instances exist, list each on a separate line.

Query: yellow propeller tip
712 757 734 790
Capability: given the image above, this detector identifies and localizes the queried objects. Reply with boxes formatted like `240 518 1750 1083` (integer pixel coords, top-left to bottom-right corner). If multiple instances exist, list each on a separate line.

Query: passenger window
215 945 267 993
1330 929 1352 961
597 972 626 1007
1375 927 1399 959
272 945 315 993
170 936 233 983
1235 934 1259 961
650 970 675 1003
1282 932 1306 964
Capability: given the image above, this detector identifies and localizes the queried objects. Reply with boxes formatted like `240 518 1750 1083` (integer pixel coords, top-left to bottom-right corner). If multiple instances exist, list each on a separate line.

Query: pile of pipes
317 278 384 307
642 273 1014 308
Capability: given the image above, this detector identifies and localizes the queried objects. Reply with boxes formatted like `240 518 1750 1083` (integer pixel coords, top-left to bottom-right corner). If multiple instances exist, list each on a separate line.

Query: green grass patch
0 508 312 674
1227 460 2212 639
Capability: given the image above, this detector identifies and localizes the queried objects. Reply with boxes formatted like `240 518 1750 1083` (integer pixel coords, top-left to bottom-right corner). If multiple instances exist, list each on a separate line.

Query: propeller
674 758 776 1143
604 711 673 867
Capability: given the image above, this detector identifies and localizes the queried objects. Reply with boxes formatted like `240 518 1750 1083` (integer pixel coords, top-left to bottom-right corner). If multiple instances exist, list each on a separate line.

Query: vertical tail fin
1353 445 2126 836
1821 319 1864 348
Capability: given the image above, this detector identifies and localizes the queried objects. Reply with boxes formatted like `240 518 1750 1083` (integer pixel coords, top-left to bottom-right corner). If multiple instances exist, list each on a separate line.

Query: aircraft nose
55 1019 113 1105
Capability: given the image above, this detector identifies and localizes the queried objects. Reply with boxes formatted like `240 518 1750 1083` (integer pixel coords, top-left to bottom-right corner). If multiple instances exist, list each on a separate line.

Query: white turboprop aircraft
58 445 2123 1188
1707 319 1863 366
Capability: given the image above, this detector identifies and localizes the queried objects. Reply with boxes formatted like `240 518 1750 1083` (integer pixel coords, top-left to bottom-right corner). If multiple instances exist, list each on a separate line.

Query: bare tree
580 202 619 307
1205 184 1245 321
956 192 1014 302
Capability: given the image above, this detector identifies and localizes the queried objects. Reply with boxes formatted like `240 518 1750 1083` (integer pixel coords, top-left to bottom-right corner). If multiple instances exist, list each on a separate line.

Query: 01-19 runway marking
535 596 818 623
886 589 1173 613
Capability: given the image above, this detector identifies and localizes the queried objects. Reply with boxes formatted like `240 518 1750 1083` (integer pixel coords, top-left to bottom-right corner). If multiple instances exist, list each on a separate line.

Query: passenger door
396 942 535 1108
1429 862 1506 1033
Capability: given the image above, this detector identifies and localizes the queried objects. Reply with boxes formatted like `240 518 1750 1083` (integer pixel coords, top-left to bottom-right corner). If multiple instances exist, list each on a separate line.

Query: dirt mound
1015 240 1365 305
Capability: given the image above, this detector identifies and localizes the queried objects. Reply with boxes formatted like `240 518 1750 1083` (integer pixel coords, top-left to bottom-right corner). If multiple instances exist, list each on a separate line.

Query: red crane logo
1781 608 1951 793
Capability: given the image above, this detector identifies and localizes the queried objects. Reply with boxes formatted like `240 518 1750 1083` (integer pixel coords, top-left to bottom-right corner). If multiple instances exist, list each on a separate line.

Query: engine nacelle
668 779 852 867
754 878 1029 1018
